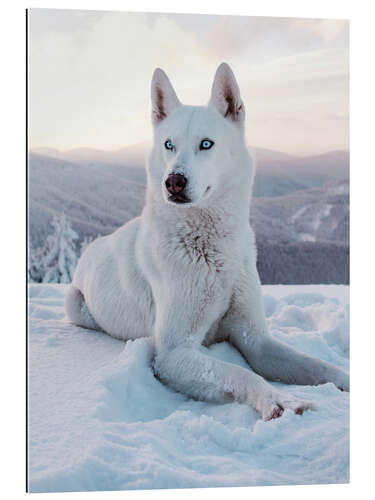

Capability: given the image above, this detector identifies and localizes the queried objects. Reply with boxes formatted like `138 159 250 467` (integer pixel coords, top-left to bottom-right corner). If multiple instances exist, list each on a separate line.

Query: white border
1 1 374 499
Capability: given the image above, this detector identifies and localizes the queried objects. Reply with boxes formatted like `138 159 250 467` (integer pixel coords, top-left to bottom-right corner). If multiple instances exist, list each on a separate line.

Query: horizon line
29 143 350 159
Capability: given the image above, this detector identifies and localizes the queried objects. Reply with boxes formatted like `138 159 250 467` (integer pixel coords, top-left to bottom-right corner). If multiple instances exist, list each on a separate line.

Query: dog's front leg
235 333 350 392
226 270 349 392
152 304 314 420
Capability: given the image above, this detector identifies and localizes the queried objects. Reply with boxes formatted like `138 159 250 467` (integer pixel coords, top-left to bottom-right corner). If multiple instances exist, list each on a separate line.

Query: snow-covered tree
80 235 94 256
28 244 45 283
80 234 102 256
41 213 79 283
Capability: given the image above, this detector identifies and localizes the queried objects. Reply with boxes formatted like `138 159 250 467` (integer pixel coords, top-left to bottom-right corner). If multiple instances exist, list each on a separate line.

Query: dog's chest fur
177 219 227 272
144 200 248 340
164 208 237 275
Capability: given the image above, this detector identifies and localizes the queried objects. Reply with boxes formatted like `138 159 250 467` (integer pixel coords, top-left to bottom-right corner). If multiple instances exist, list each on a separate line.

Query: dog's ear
209 63 245 126
151 68 181 124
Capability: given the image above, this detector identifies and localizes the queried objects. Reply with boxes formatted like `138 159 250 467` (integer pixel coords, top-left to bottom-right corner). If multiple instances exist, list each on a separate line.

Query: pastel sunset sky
29 9 349 155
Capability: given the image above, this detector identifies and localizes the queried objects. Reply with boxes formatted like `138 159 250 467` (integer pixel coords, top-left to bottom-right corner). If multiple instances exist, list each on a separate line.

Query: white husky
65 63 349 421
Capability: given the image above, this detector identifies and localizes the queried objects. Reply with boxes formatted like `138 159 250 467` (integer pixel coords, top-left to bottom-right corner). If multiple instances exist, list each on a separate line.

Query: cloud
30 8 105 35
29 9 349 155
238 48 349 153
29 10 212 149
203 16 348 61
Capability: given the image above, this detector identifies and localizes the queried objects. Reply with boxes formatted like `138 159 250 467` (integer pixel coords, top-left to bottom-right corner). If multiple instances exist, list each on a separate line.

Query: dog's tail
65 285 100 331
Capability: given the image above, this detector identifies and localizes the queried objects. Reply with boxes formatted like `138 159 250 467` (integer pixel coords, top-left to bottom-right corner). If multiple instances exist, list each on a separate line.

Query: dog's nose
165 173 187 195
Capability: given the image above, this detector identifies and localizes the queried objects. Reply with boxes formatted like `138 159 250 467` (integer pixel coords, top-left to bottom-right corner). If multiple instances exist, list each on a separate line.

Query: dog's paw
262 397 316 422
263 403 284 421
334 371 349 392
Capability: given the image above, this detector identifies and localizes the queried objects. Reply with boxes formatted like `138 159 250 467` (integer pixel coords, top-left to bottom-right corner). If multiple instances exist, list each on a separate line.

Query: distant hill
28 153 146 251
30 144 348 199
251 179 349 245
31 143 149 168
28 148 349 252
256 241 349 284
251 149 349 197
28 145 349 284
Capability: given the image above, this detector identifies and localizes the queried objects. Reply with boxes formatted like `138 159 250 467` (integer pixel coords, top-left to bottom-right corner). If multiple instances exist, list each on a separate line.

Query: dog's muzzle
165 173 190 204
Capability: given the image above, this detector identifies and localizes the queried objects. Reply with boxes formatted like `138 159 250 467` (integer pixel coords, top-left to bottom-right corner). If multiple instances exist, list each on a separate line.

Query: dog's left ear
151 68 181 125
209 63 245 127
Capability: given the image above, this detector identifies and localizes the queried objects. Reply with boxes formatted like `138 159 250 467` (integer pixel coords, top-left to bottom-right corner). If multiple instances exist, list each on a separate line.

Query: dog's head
148 63 252 207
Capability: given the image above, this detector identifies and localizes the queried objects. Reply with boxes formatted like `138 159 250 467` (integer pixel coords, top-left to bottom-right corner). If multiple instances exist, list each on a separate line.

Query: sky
28 9 349 155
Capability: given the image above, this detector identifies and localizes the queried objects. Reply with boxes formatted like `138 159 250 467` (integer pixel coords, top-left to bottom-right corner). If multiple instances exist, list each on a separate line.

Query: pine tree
28 244 44 283
80 235 94 256
41 213 79 283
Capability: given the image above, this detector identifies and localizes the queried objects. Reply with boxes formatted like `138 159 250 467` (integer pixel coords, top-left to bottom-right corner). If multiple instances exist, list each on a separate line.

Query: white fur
66 63 349 421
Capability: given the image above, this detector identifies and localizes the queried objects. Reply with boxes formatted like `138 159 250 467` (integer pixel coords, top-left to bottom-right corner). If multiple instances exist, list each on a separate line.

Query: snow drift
28 284 349 493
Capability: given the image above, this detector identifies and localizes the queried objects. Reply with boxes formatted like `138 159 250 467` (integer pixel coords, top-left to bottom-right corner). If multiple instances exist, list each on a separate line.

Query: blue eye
200 139 214 150
164 140 174 150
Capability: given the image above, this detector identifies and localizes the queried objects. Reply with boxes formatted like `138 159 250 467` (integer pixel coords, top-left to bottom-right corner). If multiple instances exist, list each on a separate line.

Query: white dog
65 63 349 421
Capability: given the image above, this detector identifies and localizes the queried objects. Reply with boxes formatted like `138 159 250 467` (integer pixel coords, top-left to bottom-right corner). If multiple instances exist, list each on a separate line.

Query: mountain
28 147 349 284
28 153 146 251
251 179 349 245
251 149 349 197
31 143 149 168
28 150 349 249
30 145 349 200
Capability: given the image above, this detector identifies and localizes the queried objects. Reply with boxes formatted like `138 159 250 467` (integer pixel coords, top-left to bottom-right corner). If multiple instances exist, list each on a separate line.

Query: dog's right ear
151 68 181 125
209 63 245 127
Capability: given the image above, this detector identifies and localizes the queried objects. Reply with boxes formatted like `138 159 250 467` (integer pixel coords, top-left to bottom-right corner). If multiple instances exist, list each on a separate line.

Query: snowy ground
28 284 349 493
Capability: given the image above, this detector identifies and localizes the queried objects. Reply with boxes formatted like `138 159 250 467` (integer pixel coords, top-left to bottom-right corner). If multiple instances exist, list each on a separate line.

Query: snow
28 284 349 493
295 204 334 242
311 204 333 232
300 233 316 242
290 205 309 223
